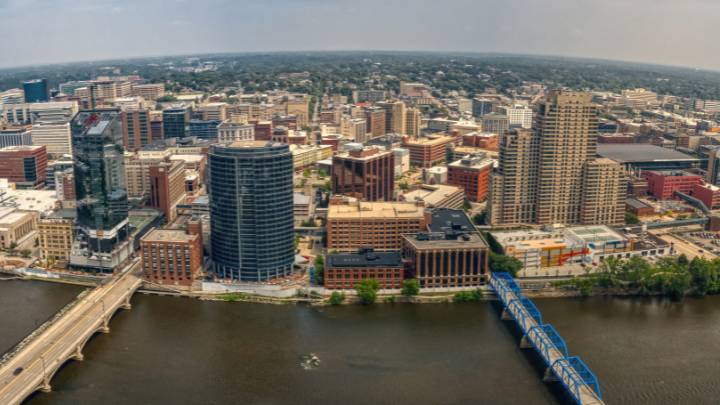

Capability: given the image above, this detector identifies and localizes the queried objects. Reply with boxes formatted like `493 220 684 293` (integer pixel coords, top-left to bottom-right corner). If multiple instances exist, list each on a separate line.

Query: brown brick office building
325 248 404 290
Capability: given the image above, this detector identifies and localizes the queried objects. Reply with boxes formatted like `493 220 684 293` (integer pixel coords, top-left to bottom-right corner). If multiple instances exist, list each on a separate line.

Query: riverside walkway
0 258 142 405
489 272 604 405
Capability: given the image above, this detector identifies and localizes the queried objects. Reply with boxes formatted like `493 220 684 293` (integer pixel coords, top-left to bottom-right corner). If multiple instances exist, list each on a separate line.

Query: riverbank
3 270 653 304
6 266 681 305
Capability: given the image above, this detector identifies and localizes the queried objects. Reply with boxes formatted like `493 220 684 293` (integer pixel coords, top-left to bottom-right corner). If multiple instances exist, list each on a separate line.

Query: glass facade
163 107 190 138
23 79 49 103
209 142 295 282
72 109 129 253
189 119 221 140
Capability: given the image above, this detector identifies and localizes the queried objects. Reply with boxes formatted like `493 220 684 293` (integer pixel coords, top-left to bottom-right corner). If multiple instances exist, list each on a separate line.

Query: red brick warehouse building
324 248 404 290
643 170 702 200
141 228 203 288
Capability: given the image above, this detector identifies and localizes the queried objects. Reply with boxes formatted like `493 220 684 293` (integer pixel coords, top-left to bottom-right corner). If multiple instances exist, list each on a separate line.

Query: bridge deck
490 272 603 405
0 260 142 405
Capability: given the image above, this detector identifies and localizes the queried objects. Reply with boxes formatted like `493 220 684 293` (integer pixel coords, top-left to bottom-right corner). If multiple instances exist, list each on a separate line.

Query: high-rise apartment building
208 141 294 282
377 100 406 135
149 160 186 223
332 147 394 201
365 107 386 138
499 105 533 129
121 108 159 151
72 110 129 254
341 117 367 143
405 107 422 137
489 91 625 226
124 148 173 200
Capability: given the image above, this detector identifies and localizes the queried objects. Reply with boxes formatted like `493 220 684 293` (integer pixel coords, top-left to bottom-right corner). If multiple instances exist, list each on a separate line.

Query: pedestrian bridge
0 260 142 405
489 272 604 405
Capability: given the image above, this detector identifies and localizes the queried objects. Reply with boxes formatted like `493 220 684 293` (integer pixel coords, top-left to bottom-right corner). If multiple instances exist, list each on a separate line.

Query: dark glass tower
23 79 49 102
162 106 190 138
209 141 295 281
71 109 129 253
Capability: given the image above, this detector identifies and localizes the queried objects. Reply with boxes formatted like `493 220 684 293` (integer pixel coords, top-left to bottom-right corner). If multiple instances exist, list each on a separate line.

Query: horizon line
0 49 717 76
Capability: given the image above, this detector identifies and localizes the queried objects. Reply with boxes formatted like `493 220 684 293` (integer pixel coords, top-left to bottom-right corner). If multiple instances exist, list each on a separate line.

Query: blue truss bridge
489 272 604 405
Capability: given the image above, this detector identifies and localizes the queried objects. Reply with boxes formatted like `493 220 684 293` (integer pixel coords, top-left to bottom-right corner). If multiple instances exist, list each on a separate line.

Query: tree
355 279 380 305
398 181 409 191
156 95 177 102
625 212 639 225
462 199 472 211
689 257 714 295
473 211 487 225
20 249 31 259
328 291 345 305
489 252 522 277
294 233 301 249
313 255 325 285
303 168 311 178
323 180 332 192
401 279 420 297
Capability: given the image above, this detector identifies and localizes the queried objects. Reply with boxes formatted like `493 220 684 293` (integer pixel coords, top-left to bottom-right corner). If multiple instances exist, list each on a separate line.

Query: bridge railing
490 272 603 405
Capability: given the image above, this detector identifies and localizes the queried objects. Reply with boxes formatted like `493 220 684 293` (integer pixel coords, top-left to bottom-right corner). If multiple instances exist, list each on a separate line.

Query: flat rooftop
566 225 627 244
328 201 425 219
227 140 283 148
143 228 196 243
403 184 462 206
427 208 476 233
170 154 206 163
327 250 402 268
597 144 699 163
403 231 487 249
404 135 455 146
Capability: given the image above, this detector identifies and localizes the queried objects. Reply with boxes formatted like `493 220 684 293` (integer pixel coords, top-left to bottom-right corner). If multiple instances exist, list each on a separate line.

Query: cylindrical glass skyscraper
208 141 295 282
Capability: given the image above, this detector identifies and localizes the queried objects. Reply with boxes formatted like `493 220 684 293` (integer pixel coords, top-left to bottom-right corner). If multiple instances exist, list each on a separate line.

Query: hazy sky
1 0 718 70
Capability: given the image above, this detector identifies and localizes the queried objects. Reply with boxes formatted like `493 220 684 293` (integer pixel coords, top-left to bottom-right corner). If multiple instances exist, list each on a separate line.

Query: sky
0 0 718 70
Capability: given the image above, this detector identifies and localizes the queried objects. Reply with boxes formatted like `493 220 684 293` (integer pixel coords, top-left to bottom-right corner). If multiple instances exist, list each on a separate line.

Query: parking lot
683 231 720 255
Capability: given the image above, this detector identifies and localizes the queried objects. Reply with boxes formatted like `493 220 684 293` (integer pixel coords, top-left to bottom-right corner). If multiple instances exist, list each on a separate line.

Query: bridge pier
121 295 132 310
520 335 532 349
39 379 52 393
73 345 84 361
100 316 110 333
501 308 511 320
542 367 558 382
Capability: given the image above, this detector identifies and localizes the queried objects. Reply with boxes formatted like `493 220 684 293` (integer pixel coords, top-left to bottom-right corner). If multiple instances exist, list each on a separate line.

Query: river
1 280 719 404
